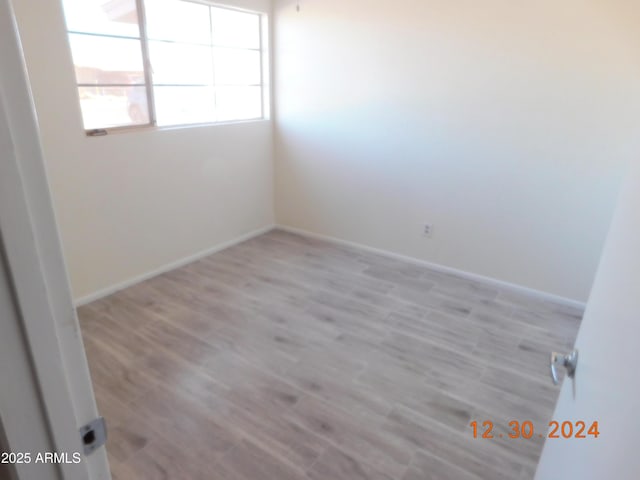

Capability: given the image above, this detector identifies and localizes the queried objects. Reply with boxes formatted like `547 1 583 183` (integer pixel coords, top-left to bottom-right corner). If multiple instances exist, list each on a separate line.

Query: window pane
69 34 145 85
149 41 213 86
154 86 215 126
216 86 262 121
145 0 211 44
211 7 260 49
78 86 149 129
62 0 140 38
214 48 261 85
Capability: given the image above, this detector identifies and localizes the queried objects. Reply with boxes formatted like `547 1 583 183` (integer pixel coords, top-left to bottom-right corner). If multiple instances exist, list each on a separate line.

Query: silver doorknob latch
550 349 578 385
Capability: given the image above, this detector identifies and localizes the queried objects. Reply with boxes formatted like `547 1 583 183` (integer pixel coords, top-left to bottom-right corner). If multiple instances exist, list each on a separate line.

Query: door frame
0 0 110 478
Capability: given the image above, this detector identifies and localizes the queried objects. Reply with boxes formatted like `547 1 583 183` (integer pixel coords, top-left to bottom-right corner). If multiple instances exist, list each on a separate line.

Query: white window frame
64 0 270 135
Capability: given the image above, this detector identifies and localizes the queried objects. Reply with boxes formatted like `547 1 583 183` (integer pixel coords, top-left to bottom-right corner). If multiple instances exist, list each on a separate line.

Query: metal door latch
550 349 578 385
79 417 107 455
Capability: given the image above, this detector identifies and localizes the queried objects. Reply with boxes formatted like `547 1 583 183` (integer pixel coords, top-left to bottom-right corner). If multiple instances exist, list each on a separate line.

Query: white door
535 160 640 478
0 0 110 478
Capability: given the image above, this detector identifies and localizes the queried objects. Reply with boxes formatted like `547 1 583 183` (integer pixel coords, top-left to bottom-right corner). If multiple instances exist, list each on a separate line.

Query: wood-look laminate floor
77 229 582 480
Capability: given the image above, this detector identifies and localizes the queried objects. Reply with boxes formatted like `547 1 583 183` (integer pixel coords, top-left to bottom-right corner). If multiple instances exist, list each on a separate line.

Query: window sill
85 117 270 137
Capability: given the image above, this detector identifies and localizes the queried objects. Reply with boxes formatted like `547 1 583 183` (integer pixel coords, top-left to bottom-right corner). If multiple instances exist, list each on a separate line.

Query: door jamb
0 0 109 478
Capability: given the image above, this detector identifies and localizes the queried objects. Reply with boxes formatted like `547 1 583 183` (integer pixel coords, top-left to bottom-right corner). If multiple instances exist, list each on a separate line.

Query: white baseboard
276 224 587 310
75 222 586 311
74 224 276 307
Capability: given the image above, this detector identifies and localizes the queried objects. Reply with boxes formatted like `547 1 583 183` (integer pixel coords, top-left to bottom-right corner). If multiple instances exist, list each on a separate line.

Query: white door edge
0 0 110 478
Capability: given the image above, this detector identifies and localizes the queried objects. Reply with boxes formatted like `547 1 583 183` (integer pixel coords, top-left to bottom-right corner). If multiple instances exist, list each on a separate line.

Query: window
62 0 266 132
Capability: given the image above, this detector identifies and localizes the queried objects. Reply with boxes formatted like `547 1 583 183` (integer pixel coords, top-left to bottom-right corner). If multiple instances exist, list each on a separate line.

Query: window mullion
136 0 157 126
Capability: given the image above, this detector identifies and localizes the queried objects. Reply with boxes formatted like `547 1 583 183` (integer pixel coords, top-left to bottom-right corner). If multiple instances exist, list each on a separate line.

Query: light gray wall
0 420 17 480
273 0 640 302
0 239 57 480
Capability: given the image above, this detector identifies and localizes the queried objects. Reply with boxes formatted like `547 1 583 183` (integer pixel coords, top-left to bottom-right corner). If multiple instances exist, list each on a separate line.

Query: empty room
1 0 640 479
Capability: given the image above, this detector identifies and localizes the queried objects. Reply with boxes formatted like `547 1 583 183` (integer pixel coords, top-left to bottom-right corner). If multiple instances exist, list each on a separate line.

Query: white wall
12 0 274 301
273 0 640 302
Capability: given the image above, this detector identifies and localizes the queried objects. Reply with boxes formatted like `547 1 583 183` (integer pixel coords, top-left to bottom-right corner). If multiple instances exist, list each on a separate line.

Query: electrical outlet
423 224 434 238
